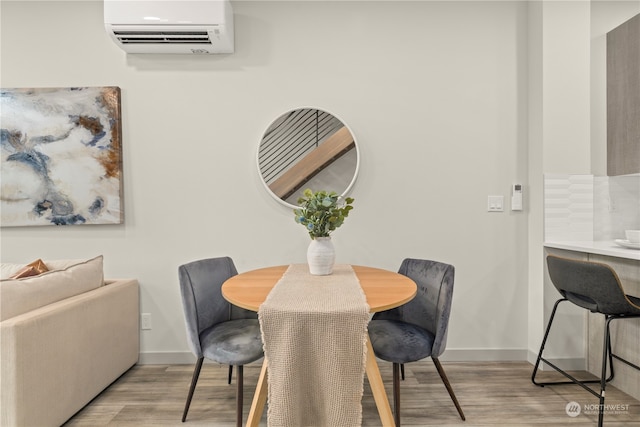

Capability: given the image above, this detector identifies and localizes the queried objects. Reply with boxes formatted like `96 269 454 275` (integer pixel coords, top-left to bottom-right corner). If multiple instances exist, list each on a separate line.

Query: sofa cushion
0 256 104 321
44 259 90 271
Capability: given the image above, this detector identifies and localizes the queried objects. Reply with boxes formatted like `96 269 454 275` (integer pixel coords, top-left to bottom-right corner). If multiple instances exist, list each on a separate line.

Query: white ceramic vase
307 237 335 275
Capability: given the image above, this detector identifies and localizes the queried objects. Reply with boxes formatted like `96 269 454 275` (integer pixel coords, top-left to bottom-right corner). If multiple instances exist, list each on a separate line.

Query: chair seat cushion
368 319 434 364
200 319 263 365
626 294 640 314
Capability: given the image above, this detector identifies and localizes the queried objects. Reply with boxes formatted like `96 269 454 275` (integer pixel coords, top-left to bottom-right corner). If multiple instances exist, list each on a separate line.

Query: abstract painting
1 87 123 226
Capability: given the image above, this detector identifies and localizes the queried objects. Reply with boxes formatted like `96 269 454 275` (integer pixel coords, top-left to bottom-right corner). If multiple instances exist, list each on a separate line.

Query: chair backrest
374 258 455 358
546 255 639 315
178 257 255 357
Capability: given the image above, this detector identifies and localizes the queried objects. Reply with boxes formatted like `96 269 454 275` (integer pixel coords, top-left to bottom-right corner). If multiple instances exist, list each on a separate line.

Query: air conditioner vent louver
113 31 212 45
104 0 234 54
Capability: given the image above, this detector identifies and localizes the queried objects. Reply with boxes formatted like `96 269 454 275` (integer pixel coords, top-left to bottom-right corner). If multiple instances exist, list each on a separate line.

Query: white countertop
544 240 640 261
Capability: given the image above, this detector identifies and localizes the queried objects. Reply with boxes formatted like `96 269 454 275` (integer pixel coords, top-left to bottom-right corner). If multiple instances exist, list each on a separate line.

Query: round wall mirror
257 108 359 209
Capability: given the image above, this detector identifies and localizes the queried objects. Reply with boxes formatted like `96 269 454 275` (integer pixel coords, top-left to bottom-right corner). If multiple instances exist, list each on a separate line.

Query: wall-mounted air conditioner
104 0 234 54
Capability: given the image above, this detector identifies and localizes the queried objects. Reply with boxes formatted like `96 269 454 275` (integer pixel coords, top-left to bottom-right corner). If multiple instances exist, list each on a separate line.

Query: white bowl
625 230 640 244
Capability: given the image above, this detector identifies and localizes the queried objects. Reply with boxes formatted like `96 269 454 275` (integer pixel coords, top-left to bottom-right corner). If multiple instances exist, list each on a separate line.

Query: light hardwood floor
64 360 639 426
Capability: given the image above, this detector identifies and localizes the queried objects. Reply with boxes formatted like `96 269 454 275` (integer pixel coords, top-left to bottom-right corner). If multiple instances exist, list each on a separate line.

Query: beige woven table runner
258 264 371 427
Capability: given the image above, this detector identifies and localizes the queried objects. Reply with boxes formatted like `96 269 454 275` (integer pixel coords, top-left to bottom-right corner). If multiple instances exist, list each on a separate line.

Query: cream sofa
0 256 139 427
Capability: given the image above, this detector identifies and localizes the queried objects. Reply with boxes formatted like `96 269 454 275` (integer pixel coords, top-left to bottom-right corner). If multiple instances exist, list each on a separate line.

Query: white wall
0 0 543 363
527 0 546 363
542 0 592 175
527 0 592 365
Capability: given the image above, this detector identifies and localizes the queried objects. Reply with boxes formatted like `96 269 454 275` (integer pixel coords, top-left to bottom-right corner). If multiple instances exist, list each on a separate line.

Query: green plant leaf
293 189 355 239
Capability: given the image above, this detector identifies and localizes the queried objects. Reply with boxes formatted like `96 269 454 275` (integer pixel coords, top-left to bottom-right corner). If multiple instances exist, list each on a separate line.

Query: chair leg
236 365 244 427
228 365 233 385
605 326 615 383
600 314 640 427
400 363 405 381
432 358 465 421
182 357 205 422
531 299 608 389
596 318 611 427
392 362 401 427
531 298 564 386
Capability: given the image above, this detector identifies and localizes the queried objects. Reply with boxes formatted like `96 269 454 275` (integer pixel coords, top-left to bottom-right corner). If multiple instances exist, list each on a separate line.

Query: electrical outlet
141 313 152 330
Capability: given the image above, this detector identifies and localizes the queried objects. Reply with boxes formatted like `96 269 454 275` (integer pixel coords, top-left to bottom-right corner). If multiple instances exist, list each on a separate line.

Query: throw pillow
9 259 49 279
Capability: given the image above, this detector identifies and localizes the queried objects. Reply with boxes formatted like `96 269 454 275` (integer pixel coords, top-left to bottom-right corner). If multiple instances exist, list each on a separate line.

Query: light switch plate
488 195 504 212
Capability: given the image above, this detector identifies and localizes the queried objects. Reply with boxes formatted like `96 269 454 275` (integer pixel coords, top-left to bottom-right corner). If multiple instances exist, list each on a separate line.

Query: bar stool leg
532 298 565 385
598 317 614 427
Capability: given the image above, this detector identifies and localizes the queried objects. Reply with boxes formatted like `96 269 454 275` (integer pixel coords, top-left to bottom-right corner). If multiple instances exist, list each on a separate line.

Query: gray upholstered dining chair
368 258 465 426
532 255 640 427
178 257 264 426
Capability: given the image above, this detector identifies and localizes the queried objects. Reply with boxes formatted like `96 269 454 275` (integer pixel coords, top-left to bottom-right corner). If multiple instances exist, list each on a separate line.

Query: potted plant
294 189 354 275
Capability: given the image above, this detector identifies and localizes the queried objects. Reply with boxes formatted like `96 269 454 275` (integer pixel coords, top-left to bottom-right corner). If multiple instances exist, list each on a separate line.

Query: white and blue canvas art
0 87 123 226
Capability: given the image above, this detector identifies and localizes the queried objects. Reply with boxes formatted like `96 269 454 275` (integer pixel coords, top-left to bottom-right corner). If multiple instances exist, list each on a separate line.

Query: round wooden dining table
222 264 417 427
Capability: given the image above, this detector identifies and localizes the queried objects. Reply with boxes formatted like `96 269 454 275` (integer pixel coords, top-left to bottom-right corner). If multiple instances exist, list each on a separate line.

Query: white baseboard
137 349 577 366
439 348 529 362
527 349 586 371
138 352 196 365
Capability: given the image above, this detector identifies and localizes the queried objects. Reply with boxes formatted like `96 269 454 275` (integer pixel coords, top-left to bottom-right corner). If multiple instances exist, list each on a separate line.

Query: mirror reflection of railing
259 109 354 200
257 107 359 209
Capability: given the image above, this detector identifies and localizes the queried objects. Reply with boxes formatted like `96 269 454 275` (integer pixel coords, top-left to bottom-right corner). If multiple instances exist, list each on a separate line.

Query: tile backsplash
596 174 640 240
544 174 594 242
544 173 640 242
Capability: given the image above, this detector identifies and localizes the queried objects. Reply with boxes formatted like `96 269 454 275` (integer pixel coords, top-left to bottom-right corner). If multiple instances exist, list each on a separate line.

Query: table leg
247 346 394 427
366 337 396 427
246 358 268 427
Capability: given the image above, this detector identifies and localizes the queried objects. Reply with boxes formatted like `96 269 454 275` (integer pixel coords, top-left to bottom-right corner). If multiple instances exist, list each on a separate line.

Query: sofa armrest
0 279 139 427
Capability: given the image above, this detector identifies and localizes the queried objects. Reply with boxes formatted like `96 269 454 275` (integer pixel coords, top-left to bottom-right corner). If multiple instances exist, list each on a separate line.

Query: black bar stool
532 255 640 426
